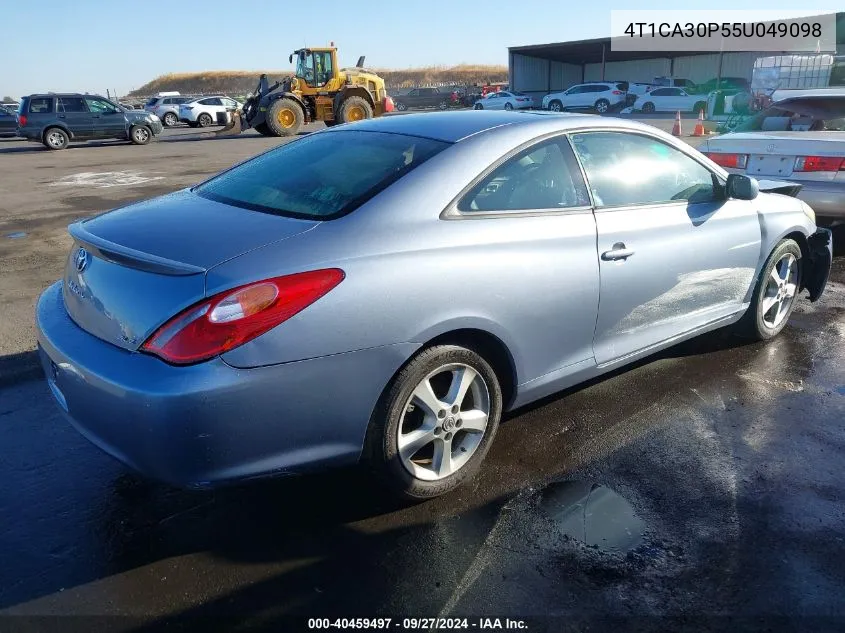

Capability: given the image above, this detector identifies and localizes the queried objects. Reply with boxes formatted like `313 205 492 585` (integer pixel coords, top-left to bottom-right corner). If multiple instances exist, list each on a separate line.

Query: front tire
163 112 178 127
594 98 610 114
641 102 656 114
266 98 304 136
129 125 151 145
504 102 513 110
738 239 802 340
394 101 407 112
473 102 483 110
548 100 563 112
365 345 503 500
197 113 213 128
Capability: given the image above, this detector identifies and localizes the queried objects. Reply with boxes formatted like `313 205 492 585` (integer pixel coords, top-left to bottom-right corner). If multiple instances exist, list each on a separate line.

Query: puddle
541 481 645 553
5 232 27 239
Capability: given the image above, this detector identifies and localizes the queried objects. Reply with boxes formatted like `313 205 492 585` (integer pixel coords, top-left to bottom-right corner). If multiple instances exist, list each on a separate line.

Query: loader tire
338 96 373 124
266 98 304 136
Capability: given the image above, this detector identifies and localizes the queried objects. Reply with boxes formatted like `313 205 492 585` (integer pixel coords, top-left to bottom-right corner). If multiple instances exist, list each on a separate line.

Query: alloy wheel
397 364 490 481
762 253 798 328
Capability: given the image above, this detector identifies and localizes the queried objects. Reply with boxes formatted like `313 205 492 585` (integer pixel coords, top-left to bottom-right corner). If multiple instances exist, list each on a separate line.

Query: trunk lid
62 189 319 351
706 132 845 179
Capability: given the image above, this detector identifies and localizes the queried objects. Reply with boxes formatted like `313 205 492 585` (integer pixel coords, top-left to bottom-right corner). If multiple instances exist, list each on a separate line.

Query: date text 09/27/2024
307 618 529 630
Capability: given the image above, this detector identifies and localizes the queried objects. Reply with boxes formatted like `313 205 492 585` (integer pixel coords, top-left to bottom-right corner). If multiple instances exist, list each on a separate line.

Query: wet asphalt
1 117 845 632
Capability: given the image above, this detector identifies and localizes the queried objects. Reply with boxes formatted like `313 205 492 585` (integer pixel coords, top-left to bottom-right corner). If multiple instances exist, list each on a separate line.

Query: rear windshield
194 130 449 220
145 97 159 106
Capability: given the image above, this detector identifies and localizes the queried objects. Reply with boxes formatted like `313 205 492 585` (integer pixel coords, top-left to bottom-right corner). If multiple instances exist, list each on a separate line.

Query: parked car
702 93 845 222
694 77 750 96
472 91 535 110
392 87 453 112
0 104 17 137
653 76 697 91
36 111 832 500
542 82 627 113
144 95 192 126
625 81 656 106
179 96 243 128
634 87 709 114
17 93 163 150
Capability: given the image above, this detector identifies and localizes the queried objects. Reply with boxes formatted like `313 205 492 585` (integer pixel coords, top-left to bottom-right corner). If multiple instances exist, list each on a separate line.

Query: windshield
733 99 845 132
194 131 449 220
145 97 159 106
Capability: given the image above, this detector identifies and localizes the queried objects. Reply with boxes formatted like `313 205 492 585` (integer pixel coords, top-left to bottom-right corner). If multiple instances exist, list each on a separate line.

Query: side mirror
288 54 293 64
726 173 759 200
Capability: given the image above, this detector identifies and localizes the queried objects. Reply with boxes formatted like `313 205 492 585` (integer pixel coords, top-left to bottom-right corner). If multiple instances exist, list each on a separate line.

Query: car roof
334 110 654 143
25 93 105 99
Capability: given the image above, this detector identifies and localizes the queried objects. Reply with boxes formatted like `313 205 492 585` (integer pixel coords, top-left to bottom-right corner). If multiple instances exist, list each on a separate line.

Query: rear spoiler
69 222 206 276
756 179 803 198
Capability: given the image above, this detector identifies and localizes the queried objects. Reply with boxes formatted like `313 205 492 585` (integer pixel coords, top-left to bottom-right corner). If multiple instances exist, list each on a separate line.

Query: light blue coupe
36 111 833 499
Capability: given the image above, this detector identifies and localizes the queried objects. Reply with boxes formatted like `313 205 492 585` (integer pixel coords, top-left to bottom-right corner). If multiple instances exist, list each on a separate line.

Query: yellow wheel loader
230 46 395 137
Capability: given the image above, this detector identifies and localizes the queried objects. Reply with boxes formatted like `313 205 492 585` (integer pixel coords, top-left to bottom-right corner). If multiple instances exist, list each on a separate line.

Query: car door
561 86 583 108
57 96 94 139
664 88 685 111
200 97 222 119
647 88 669 111
454 135 600 396
85 97 126 138
0 106 16 136
569 130 761 366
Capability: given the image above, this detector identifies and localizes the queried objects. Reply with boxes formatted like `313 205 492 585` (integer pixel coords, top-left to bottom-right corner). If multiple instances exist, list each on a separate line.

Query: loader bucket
214 110 244 135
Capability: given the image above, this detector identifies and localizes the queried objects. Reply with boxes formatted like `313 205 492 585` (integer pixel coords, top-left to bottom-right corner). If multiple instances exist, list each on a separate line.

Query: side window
408 89 419 97
458 138 590 212
565 86 583 95
666 88 682 96
570 132 720 208
29 98 54 114
650 88 669 96
85 98 118 114
200 97 222 106
314 51 333 86
58 97 87 113
162 98 172 105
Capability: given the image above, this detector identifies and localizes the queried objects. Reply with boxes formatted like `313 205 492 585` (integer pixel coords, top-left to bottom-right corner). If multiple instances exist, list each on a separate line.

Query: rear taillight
141 269 345 365
703 152 748 169
612 90 623 95
793 156 845 172
18 115 26 126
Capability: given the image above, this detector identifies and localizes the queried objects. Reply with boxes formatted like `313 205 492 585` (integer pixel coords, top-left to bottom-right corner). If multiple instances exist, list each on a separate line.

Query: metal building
508 12 845 102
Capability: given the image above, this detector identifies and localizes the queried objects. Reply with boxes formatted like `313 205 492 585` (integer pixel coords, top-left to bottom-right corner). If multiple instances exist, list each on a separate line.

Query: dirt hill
128 65 509 97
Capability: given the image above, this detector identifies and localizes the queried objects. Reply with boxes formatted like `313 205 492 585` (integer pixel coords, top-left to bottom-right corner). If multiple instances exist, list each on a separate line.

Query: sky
1 1 839 99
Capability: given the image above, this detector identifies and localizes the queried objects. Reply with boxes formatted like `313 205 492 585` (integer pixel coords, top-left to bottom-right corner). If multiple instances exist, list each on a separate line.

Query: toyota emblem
74 248 89 273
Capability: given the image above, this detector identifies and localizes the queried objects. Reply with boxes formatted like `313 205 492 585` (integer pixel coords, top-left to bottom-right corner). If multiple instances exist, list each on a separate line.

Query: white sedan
701 93 845 221
179 96 243 128
473 91 535 111
634 87 708 114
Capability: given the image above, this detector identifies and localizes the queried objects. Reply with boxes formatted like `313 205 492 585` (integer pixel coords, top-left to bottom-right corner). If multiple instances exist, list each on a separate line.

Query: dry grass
128 65 509 96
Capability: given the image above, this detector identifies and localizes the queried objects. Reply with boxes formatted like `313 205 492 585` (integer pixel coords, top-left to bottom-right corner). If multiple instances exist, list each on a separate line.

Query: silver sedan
36 111 833 500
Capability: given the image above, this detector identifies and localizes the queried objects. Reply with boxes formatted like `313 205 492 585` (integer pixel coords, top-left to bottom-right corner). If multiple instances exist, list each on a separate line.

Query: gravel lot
1 114 843 632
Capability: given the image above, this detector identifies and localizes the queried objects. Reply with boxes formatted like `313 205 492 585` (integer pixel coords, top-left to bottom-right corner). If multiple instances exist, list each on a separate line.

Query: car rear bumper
795 181 845 219
36 281 417 488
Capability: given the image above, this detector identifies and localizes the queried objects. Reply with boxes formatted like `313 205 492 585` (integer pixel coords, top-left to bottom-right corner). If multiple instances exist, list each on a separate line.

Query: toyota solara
36 111 833 499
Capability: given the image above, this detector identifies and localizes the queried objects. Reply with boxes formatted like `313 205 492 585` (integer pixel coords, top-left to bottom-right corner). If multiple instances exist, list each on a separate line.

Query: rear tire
253 122 272 136
338 96 373 124
504 102 513 110
474 102 483 110
365 345 502 500
43 127 69 150
642 102 656 113
737 239 803 341
197 113 213 127
394 101 407 112
163 112 178 127
594 98 610 114
129 125 151 145
266 98 304 136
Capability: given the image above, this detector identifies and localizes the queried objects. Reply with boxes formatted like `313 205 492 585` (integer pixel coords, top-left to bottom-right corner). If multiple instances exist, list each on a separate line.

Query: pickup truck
392 87 453 111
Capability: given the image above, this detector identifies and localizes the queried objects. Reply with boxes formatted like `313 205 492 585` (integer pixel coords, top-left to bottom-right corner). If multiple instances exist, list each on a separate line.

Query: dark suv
17 93 164 150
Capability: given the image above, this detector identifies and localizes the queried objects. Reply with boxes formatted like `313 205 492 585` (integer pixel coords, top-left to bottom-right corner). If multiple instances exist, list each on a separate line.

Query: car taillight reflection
793 156 845 172
703 152 748 169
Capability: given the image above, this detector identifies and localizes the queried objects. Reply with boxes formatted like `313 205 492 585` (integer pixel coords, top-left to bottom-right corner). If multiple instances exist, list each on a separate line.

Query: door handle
91 115 101 118
58 115 66 119
601 243 635 261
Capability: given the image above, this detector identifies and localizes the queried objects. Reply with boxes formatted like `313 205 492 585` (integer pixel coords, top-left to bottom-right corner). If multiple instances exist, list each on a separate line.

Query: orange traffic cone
671 110 682 137
691 108 706 137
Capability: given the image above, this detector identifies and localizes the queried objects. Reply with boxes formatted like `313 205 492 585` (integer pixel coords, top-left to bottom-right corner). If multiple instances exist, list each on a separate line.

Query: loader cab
290 48 337 89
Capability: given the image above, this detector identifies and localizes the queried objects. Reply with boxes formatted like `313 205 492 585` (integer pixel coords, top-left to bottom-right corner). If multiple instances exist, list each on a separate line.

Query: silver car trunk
62 189 319 351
